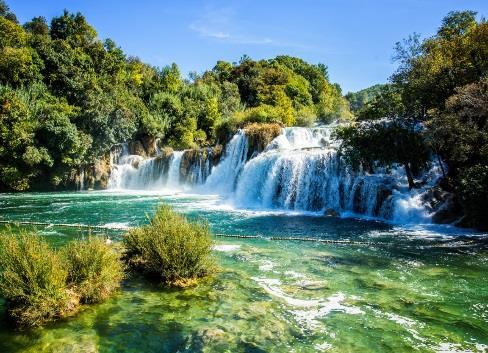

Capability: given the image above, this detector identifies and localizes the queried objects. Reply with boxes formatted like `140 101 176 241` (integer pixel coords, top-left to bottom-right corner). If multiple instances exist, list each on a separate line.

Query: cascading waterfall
108 145 214 191
204 130 248 194
78 168 85 191
108 126 441 223
203 126 439 223
166 151 183 188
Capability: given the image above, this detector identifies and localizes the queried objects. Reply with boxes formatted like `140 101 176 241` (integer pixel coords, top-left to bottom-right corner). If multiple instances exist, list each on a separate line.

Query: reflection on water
0 191 487 353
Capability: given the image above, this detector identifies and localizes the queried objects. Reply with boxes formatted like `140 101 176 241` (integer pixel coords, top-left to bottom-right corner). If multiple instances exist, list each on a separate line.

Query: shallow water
0 191 487 353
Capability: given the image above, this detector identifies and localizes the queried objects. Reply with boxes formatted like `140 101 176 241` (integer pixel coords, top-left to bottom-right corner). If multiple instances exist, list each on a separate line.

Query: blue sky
9 0 488 93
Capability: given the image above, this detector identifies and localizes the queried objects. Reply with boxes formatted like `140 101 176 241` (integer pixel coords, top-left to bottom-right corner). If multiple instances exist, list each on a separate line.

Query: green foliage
356 85 405 121
0 0 17 23
458 165 488 229
61 237 124 304
0 16 26 48
345 84 389 114
426 78 488 227
123 205 214 287
0 230 75 327
23 16 49 36
335 120 429 188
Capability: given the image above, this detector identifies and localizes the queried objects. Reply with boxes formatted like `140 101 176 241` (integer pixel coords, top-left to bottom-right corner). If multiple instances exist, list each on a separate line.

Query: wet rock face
373 184 393 217
177 146 224 185
141 135 157 157
78 154 111 190
128 141 147 157
180 149 202 184
153 152 173 181
127 135 159 158
179 148 220 185
425 187 463 224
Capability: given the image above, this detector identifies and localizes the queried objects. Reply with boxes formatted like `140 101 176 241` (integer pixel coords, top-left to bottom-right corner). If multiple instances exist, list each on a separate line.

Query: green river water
0 191 487 353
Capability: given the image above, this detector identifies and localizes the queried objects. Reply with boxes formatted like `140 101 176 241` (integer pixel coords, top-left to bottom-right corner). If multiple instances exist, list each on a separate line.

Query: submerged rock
324 208 339 217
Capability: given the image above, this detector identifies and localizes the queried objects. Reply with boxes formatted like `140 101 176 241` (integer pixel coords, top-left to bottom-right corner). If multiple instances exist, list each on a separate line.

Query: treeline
0 1 350 192
339 11 488 229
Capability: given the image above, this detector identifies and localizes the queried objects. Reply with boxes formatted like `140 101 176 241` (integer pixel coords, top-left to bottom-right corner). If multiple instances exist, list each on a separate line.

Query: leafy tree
356 85 405 121
345 84 388 113
50 11 97 47
337 10 488 228
24 16 49 36
335 120 428 188
0 0 17 23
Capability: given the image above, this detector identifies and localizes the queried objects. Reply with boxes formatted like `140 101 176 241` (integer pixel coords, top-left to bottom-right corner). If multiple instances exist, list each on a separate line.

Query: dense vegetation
0 230 123 327
0 1 349 192
336 11 488 229
123 205 214 287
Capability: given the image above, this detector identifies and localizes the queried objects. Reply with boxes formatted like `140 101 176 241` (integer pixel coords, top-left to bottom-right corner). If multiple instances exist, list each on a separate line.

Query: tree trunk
405 163 415 189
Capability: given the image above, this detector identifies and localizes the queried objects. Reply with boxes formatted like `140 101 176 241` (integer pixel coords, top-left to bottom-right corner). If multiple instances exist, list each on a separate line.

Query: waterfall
203 126 439 223
108 146 212 191
203 131 248 194
166 151 183 188
78 168 85 191
107 126 440 223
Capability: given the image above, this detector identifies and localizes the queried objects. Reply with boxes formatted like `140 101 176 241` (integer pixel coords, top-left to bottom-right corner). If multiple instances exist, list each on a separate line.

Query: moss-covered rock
180 147 223 184
244 123 282 159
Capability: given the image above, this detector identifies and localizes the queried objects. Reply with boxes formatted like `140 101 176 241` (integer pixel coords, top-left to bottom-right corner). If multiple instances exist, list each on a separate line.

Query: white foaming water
265 126 333 151
109 150 181 191
108 126 442 224
203 130 248 194
166 151 183 188
78 168 84 191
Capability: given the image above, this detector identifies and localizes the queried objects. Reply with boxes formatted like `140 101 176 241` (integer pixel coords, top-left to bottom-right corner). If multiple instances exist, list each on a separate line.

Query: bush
0 230 77 327
62 237 124 304
124 205 214 287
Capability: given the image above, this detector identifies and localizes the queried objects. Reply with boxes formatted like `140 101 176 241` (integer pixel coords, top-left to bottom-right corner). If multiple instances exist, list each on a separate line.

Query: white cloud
189 6 311 49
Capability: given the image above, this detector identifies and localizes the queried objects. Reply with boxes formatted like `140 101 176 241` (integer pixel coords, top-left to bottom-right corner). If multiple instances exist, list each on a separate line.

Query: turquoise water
0 191 487 352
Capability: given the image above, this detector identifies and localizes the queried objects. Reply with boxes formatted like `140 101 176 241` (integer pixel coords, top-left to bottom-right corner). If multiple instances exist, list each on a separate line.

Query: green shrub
62 237 124 304
124 205 214 287
0 230 77 327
